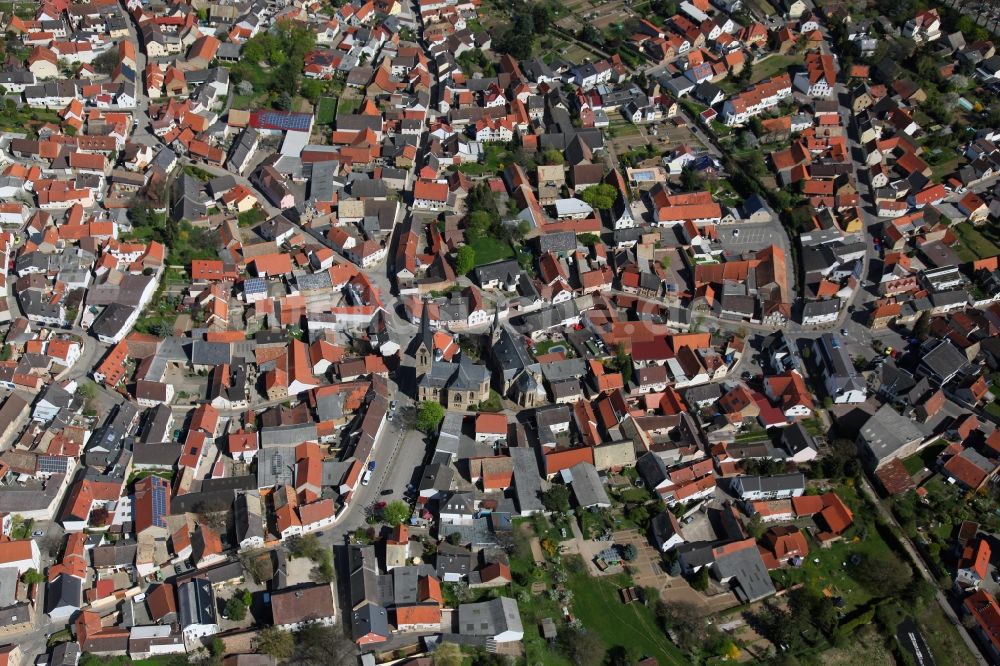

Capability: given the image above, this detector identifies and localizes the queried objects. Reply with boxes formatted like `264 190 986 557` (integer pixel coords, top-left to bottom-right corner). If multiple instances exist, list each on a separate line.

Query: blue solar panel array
259 111 311 131
151 478 168 527
245 277 266 295
37 456 68 474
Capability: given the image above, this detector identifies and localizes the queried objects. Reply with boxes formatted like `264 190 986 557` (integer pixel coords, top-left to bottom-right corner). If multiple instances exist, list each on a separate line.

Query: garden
508 515 688 666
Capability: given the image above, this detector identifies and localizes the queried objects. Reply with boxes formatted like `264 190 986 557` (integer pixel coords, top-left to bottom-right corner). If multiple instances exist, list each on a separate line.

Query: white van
361 469 372 486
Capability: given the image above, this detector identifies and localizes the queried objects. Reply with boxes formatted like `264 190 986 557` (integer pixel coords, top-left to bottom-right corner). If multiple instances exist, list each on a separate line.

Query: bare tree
291 624 356 665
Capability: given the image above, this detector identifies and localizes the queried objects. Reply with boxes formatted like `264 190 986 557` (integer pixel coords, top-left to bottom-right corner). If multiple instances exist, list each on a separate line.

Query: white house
732 473 805 501
177 578 219 647
457 597 524 643
270 583 337 632
413 180 451 211
0 540 41 575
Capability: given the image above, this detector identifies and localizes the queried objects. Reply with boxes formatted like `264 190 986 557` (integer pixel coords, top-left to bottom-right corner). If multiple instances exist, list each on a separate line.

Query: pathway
858 475 988 665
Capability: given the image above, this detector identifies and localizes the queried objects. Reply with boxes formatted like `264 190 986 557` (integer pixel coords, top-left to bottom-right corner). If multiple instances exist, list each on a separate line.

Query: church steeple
414 299 434 376
490 300 501 344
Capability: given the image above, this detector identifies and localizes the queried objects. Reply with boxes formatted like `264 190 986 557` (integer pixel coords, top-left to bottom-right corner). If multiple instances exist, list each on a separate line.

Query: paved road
858 475 989 665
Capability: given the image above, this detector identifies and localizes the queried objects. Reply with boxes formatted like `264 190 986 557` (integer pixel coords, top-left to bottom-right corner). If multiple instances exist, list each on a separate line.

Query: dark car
380 489 393 496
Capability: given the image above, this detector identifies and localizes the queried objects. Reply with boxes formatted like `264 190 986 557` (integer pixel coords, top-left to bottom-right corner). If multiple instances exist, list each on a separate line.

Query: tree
455 245 476 275
416 401 445 434
381 500 411 527
579 183 618 210
239 551 268 584
913 311 931 341
495 31 533 59
299 78 325 103
855 551 912 597
20 568 44 585
288 533 323 560
225 595 248 621
558 627 606 666
614 343 633 386
655 600 707 654
92 49 119 76
621 543 638 561
311 550 336 584
293 624 355 665
579 25 603 47
542 485 571 513
690 566 709 591
77 380 97 399
257 628 295 660
466 209 493 238
746 513 766 539
432 642 463 666
679 166 705 192
541 148 565 165
209 637 226 659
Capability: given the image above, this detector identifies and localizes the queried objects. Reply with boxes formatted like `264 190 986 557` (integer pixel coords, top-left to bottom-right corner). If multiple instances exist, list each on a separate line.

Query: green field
901 440 947 476
316 96 337 125
953 222 1000 261
750 54 804 85
509 516 686 666
470 236 514 265
336 96 361 116
230 94 256 110
568 571 688 665
929 156 961 181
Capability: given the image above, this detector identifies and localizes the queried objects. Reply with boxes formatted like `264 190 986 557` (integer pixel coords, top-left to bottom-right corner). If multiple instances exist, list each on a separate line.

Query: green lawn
316 96 337 125
535 339 567 356
901 440 947 476
470 236 514 265
510 515 687 665
455 144 513 175
953 223 1000 260
128 470 175 485
230 94 256 110
769 484 893 612
0 106 61 137
609 120 642 136
568 571 688 665
336 96 361 117
748 55 804 86
930 156 961 181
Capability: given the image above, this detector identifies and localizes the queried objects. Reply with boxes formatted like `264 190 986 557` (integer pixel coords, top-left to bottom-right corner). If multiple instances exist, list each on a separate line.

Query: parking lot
716 223 773 253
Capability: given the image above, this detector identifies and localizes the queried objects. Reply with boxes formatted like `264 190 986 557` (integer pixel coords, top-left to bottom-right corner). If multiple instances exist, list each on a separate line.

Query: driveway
613 529 669 588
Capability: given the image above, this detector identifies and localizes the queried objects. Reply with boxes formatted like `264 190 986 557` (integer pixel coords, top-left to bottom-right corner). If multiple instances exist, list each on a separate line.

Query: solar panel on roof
38 456 68 474
152 483 167 526
259 111 311 131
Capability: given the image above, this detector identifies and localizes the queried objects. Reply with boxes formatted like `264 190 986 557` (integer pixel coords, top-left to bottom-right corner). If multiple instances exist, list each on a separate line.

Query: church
409 301 491 409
